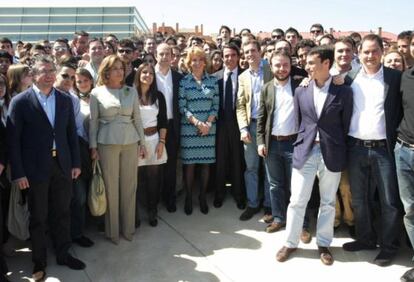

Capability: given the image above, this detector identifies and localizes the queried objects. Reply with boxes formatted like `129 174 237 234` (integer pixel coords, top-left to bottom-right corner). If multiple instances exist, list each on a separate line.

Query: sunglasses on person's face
311 29 322 34
272 35 282 39
118 49 132 54
61 73 75 81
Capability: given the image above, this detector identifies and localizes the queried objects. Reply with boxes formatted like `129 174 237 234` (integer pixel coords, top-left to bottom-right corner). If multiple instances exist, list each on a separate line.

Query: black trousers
215 120 245 203
162 120 179 207
28 158 72 266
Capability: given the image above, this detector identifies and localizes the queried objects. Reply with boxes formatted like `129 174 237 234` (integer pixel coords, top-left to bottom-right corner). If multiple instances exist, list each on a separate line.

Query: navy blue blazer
7 87 80 182
292 81 353 172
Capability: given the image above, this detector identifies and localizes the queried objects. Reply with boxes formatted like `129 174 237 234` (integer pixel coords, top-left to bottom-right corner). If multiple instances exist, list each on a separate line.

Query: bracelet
206 121 212 127
159 139 165 144
195 120 201 127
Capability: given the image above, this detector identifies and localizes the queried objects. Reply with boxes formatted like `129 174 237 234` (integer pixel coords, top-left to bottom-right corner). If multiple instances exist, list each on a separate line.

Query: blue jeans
243 120 270 208
347 140 402 253
285 145 340 248
265 139 310 227
395 142 414 251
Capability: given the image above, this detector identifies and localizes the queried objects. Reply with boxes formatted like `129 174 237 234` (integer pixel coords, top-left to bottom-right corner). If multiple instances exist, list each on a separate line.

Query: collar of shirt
224 67 238 79
273 77 291 90
313 76 332 93
155 64 172 78
249 61 263 77
33 84 55 99
360 65 384 80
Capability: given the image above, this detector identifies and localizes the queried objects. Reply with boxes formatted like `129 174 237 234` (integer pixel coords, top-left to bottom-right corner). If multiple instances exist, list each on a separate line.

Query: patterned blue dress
179 73 219 164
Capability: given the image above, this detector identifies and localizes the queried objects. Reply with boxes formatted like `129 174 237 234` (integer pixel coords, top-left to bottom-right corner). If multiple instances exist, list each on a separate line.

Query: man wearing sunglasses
271 29 285 41
310 24 324 42
117 39 137 87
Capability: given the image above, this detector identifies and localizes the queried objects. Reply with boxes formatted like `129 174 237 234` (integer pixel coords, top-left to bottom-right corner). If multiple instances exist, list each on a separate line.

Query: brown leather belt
144 126 158 136
271 134 297 141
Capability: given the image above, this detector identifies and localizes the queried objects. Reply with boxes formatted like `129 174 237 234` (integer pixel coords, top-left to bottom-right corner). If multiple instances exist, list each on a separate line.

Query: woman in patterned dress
179 47 219 215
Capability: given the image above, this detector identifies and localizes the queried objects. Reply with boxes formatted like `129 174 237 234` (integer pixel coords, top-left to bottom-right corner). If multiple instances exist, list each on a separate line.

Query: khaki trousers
98 143 138 242
335 170 354 227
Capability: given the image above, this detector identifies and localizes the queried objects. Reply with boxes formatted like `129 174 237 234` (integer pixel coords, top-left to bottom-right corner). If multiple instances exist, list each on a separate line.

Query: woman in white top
134 63 168 227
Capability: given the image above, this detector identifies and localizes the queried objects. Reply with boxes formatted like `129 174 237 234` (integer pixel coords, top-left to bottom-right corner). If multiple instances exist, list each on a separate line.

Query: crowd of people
0 23 414 281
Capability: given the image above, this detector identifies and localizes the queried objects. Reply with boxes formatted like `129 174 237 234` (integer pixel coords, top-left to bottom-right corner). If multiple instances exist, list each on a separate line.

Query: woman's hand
139 145 147 159
198 122 210 136
91 148 100 160
155 142 164 159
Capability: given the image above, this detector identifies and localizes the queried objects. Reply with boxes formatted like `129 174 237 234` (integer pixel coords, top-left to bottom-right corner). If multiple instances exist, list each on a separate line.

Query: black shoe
374 250 395 267
236 201 246 210
213 197 223 208
57 254 86 270
32 263 46 281
184 195 193 215
343 240 377 252
401 267 414 282
239 206 260 221
199 196 209 214
73 236 94 248
148 211 158 227
166 203 177 213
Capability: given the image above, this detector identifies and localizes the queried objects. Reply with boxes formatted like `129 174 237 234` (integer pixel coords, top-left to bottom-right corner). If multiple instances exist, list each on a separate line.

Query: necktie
224 71 233 119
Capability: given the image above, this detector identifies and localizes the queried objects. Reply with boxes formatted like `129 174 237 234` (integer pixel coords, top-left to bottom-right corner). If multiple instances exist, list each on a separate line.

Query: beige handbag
88 160 107 216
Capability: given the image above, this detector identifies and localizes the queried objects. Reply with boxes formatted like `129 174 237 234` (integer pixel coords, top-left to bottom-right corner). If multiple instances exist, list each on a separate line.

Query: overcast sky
3 0 413 34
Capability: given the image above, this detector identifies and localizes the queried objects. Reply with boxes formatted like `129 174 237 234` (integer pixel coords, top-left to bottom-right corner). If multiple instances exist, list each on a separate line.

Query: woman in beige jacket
89 55 146 244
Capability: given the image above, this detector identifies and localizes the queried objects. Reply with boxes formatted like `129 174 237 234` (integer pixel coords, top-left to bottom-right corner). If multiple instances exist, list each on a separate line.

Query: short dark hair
118 38 136 50
228 37 242 49
308 46 335 68
222 43 240 56
191 37 203 44
219 25 231 34
272 28 285 36
176 33 186 40
239 28 251 36
360 34 384 52
74 30 89 37
334 37 355 50
88 38 103 48
275 39 292 52
296 39 316 52
397 30 413 41
319 34 336 45
242 39 261 52
164 36 177 45
0 37 13 48
285 27 299 37
270 50 292 65
310 23 324 33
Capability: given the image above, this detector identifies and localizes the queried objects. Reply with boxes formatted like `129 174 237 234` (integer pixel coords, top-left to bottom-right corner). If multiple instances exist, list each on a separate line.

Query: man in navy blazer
7 55 84 280
276 46 353 265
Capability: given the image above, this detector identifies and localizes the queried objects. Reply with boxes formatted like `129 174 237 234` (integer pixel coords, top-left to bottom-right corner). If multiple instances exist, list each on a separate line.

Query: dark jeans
264 139 309 228
395 142 414 250
347 139 402 253
29 158 72 266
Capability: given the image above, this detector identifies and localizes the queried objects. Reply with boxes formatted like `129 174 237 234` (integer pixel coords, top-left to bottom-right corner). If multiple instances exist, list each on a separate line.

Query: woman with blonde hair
89 55 146 244
6 64 32 97
179 47 219 215
383 49 406 72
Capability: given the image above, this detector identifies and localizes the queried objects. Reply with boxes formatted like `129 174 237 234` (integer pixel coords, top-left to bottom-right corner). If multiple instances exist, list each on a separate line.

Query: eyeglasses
61 73 75 81
118 49 133 54
310 29 322 34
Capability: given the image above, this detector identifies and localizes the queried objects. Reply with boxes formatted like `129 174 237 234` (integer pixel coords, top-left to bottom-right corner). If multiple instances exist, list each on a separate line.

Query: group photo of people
0 22 414 282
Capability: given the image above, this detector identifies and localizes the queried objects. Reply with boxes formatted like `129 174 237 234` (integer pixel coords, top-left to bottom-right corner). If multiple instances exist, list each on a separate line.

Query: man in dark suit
276 46 353 265
342 34 403 267
213 43 245 208
155 43 183 212
256 50 311 241
7 55 85 280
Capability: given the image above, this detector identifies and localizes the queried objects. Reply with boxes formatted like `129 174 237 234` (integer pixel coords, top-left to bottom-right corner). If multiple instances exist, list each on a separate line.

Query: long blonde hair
7 64 31 95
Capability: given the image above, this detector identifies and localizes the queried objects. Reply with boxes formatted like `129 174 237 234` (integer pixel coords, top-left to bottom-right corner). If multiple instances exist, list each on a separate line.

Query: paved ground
4 193 413 282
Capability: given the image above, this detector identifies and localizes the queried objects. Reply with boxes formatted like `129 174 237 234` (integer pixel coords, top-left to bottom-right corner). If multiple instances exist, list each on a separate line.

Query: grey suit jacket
89 85 145 148
257 78 301 150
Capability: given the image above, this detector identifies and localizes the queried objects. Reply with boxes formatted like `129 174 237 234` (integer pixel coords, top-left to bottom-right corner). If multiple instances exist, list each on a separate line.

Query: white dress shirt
348 66 386 140
313 76 332 141
271 77 296 136
155 65 174 120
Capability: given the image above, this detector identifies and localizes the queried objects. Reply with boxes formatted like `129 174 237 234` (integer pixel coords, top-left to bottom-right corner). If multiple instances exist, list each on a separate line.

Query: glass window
50 8 76 15
0 16 22 24
21 16 48 24
103 24 131 32
21 25 49 32
76 16 102 23
0 8 23 15
49 16 76 24
103 7 131 14
23 8 50 15
77 8 103 14
103 16 131 23
49 25 76 32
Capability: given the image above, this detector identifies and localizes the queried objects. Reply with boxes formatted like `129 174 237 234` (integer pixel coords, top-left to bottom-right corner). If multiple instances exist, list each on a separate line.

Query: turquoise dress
179 73 219 164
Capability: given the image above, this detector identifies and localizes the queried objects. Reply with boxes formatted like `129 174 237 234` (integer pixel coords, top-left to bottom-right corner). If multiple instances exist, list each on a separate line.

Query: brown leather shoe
318 246 334 265
262 214 273 224
300 229 312 244
276 246 297 262
265 222 286 233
